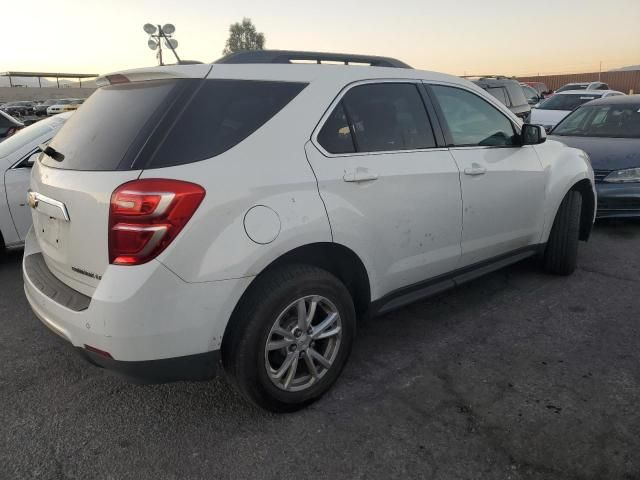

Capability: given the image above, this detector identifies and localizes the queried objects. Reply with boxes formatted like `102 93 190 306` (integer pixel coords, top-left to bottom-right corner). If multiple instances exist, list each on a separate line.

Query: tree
223 18 265 55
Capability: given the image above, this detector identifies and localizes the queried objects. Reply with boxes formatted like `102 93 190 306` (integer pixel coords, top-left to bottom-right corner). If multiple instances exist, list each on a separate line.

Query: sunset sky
4 0 640 77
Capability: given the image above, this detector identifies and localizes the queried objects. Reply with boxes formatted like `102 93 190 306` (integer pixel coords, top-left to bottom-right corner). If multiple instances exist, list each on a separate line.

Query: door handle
464 164 487 176
343 168 379 183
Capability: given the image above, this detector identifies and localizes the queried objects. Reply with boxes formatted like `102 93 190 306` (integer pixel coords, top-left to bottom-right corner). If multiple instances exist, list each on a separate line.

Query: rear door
306 81 462 298
427 83 546 267
30 67 211 296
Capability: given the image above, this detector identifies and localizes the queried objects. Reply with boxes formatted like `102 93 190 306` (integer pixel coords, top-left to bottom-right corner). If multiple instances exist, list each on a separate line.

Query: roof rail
213 50 412 69
461 75 513 80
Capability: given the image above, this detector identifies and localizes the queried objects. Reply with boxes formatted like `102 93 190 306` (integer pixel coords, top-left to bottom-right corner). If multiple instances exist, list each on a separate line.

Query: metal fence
516 70 640 94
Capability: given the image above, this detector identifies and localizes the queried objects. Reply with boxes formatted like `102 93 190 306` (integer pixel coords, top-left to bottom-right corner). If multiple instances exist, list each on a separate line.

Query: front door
4 149 36 241
428 84 546 266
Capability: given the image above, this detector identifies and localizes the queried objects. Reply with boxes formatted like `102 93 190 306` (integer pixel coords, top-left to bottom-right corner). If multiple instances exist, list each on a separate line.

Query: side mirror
521 124 547 145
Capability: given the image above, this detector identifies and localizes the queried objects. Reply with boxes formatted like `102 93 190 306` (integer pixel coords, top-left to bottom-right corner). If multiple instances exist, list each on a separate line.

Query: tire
223 264 356 412
543 190 582 275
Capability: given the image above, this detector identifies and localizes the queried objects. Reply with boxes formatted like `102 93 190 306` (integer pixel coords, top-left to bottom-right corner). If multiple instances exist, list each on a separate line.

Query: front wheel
543 190 582 275
223 264 356 412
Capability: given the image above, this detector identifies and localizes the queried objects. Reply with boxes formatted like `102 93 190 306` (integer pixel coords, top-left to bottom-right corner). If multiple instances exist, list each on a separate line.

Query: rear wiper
38 144 65 162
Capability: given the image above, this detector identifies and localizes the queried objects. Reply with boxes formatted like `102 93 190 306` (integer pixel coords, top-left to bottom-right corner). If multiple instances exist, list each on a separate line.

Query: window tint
317 102 355 154
486 87 510 106
431 85 516 147
44 80 179 170
43 79 306 171
340 83 436 152
149 80 306 168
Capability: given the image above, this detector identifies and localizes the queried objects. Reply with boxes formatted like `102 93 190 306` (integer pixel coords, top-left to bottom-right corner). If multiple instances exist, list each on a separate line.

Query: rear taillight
109 179 205 266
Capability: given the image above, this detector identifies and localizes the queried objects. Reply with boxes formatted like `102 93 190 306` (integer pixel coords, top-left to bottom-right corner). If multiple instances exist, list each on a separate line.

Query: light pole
144 23 181 66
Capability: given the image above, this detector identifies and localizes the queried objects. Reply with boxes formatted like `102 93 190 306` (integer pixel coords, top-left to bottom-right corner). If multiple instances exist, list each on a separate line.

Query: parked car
34 99 63 116
471 76 530 120
61 99 85 112
549 95 640 218
522 81 552 98
555 82 609 93
529 90 624 132
24 50 596 412
0 101 35 117
46 99 75 115
520 83 543 106
0 111 24 142
0 113 71 250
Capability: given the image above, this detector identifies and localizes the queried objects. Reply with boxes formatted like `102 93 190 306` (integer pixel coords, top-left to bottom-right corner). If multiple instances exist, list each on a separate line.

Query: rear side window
486 87 510 106
338 83 436 153
148 80 306 168
506 83 527 107
317 103 355 154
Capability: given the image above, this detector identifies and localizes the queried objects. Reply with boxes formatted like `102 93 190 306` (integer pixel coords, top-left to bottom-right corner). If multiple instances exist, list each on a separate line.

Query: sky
3 0 640 77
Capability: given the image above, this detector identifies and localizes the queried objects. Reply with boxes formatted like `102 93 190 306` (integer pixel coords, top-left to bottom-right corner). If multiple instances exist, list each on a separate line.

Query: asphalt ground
1 220 639 479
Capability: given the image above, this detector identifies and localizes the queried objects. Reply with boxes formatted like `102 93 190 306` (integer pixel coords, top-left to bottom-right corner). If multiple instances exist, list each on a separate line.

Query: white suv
24 51 596 412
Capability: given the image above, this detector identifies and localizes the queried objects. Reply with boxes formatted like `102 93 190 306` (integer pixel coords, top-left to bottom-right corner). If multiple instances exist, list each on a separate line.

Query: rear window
43 79 306 171
537 93 600 111
44 80 178 170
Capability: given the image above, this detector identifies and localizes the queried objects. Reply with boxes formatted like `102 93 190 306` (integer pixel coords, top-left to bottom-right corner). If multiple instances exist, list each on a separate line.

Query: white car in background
46 99 76 115
0 113 71 250
24 51 596 412
530 90 624 132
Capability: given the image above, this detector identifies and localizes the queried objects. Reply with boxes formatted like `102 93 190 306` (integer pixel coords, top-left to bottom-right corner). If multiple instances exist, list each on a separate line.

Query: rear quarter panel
147 81 334 283
534 139 595 243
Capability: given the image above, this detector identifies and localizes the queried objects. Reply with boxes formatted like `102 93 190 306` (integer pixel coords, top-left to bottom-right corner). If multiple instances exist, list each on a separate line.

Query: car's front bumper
23 228 252 383
596 182 640 219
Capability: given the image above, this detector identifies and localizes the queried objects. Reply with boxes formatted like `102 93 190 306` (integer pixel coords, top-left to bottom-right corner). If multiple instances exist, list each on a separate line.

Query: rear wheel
223 264 356 412
543 190 582 275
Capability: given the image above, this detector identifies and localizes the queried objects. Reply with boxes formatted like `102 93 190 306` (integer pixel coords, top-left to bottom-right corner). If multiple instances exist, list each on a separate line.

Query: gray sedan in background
549 95 640 218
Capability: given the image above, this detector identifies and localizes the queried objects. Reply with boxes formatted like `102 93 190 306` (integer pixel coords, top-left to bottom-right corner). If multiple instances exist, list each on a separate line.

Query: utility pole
143 23 180 66
599 61 602 81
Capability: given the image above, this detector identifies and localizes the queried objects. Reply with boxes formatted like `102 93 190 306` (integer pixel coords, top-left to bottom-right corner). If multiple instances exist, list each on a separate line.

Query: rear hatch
30 65 212 296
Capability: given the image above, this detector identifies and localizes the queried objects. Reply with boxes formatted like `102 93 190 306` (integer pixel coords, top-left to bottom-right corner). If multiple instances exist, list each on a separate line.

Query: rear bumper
23 228 252 382
78 347 221 383
596 182 640 218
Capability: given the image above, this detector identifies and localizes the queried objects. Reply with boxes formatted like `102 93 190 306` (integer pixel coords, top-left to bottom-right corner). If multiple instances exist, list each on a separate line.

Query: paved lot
1 221 639 480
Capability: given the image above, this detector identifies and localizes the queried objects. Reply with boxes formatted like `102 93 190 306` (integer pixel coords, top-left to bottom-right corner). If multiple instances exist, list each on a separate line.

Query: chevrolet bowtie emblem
27 191 39 209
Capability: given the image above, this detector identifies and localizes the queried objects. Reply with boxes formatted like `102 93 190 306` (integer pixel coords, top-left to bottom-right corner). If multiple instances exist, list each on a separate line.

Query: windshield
537 93 601 111
0 115 66 157
552 104 640 138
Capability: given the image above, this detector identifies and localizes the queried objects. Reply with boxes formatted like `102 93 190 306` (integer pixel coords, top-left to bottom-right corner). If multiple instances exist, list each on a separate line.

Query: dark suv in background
471 76 531 120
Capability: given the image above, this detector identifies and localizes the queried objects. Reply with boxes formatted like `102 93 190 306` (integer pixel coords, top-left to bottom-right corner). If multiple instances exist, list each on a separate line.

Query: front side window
430 85 516 147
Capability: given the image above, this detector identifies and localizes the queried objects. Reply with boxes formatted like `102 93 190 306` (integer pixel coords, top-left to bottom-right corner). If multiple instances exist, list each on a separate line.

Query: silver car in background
0 113 71 250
